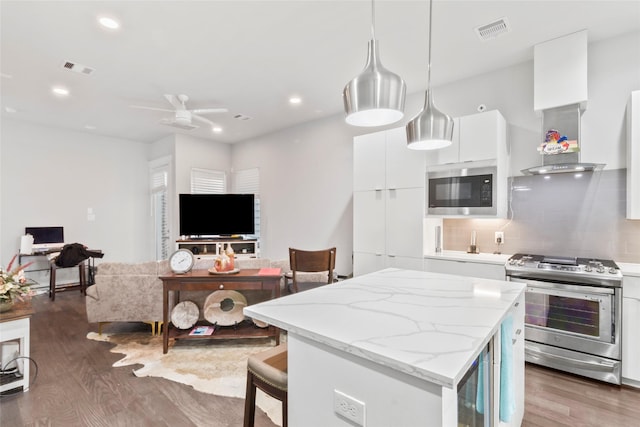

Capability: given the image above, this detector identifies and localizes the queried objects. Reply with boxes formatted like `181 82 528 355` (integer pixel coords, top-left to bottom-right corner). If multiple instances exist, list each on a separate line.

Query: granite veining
244 268 525 389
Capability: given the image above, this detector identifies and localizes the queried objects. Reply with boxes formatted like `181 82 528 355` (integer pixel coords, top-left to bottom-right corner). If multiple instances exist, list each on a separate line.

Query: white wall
172 133 232 244
232 116 361 275
0 119 151 264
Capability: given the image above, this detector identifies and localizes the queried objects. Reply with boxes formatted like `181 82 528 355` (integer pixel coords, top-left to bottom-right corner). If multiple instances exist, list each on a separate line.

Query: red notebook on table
258 268 282 276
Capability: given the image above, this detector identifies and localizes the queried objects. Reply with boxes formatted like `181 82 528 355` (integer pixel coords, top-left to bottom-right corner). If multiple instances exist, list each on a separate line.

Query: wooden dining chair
287 247 336 293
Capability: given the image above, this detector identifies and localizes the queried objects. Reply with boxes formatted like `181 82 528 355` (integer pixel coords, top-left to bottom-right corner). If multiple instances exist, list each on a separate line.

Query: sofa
85 257 300 335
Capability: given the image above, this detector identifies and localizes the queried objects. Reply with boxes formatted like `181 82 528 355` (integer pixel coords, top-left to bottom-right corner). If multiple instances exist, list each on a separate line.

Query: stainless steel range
505 253 623 384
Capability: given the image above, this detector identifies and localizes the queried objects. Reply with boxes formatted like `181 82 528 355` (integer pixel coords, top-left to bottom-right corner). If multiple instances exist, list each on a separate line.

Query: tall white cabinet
622 275 640 387
353 127 426 276
627 91 639 220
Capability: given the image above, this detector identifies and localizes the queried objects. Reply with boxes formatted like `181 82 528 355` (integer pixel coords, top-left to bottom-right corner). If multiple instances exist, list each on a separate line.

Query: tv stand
176 238 258 259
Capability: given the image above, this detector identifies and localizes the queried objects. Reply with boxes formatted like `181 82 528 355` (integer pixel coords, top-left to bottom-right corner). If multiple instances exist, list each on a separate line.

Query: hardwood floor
1 292 639 426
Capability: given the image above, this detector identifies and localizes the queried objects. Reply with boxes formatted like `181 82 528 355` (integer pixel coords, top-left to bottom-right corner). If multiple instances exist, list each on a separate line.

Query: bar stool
244 343 288 427
49 260 87 301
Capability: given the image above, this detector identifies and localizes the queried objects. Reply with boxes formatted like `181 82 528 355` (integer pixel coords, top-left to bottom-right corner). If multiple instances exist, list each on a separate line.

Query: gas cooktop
505 253 622 285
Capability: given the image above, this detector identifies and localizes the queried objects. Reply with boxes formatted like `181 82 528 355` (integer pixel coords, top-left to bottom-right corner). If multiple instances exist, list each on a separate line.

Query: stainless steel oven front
507 275 622 384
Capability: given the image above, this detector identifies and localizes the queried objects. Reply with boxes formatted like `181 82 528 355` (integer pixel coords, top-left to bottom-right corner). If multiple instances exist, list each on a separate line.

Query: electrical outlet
334 390 365 426
494 231 504 244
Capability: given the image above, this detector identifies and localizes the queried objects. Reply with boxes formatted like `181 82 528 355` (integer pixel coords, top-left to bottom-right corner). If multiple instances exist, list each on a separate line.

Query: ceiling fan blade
191 108 228 114
192 114 215 126
164 94 184 109
130 105 175 113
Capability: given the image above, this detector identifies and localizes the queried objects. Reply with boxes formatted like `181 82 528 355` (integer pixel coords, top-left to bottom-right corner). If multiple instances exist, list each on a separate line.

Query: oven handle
525 348 617 372
509 277 614 295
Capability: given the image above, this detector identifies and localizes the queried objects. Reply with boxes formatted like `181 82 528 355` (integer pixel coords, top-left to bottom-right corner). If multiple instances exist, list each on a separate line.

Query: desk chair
49 260 87 301
287 247 336 293
244 343 288 427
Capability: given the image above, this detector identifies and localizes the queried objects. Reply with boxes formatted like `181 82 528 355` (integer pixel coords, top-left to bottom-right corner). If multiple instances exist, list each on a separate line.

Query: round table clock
169 248 195 274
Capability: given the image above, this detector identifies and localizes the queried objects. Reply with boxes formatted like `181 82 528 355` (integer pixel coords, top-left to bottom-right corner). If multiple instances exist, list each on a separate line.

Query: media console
176 238 259 260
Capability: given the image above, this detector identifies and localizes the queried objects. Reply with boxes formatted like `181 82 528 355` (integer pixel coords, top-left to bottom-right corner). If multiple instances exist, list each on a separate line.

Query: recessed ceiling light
98 16 120 30
289 96 302 105
52 86 69 96
212 126 223 133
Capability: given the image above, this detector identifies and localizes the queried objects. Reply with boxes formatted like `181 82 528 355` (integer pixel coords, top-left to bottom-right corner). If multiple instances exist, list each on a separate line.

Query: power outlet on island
494 231 504 245
334 389 366 426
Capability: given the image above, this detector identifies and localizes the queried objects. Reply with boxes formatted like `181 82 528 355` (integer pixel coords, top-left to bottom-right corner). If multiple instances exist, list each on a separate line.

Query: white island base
288 333 456 426
245 268 525 427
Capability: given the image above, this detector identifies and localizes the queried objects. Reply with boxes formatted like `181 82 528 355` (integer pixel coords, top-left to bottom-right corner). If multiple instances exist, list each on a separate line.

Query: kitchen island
245 268 526 427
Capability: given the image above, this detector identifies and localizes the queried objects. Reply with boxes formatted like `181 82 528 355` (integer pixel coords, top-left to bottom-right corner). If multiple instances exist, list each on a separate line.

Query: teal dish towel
500 314 516 422
475 351 484 414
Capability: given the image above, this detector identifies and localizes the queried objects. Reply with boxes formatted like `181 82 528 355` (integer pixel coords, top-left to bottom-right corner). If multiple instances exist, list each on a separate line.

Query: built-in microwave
427 165 497 216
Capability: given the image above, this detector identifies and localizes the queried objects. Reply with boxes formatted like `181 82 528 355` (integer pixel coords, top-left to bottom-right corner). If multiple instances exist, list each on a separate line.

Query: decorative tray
208 268 240 275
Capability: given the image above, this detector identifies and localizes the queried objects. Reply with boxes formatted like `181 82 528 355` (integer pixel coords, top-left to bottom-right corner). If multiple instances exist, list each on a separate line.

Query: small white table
0 301 33 393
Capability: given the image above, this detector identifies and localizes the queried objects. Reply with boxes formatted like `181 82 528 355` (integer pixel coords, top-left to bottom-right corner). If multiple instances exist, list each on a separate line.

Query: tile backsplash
442 169 640 263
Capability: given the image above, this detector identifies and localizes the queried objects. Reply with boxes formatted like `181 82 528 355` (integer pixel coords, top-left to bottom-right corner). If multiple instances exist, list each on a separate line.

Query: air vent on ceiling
61 61 95 76
475 17 511 41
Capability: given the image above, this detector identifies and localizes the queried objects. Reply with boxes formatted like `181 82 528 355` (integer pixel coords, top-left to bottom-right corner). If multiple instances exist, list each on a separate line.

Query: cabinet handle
512 338 517 345
515 328 522 335
219 284 224 290
514 302 520 307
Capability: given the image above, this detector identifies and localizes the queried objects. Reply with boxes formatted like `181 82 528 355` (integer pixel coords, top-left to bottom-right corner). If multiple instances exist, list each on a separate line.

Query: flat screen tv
179 194 255 237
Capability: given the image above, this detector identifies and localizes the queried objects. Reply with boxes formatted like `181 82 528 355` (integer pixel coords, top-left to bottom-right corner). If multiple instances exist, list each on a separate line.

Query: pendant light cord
370 0 376 40
427 0 433 90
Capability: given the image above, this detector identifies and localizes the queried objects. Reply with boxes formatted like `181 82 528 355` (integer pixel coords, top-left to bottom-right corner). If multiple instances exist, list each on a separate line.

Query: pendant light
406 0 453 150
343 0 406 127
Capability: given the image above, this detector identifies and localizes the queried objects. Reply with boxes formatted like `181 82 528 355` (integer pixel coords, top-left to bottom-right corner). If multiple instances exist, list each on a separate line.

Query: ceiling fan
130 94 228 131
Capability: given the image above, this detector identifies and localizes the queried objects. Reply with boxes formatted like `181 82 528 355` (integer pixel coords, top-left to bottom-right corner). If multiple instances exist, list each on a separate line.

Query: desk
0 300 33 393
160 269 282 354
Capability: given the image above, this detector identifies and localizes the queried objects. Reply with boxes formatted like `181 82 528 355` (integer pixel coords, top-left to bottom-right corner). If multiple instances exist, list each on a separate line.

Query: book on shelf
189 325 215 336
258 267 282 276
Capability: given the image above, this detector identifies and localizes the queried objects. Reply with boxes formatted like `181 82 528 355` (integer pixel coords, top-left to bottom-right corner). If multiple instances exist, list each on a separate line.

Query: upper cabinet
534 30 588 112
628 90 639 220
426 110 508 167
354 127 426 191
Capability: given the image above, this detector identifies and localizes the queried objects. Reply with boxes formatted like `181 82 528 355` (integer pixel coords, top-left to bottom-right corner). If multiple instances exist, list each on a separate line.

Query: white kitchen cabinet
627 90 639 220
424 257 506 281
353 187 425 276
497 293 525 427
622 275 640 387
354 127 425 191
353 127 426 276
534 30 588 112
426 110 507 166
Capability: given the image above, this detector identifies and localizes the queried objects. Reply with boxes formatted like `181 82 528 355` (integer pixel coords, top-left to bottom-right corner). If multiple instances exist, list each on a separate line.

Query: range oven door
510 278 621 360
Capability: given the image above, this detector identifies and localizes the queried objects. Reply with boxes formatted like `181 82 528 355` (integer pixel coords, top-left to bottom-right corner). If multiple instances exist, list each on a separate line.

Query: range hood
521 103 605 175
523 30 604 175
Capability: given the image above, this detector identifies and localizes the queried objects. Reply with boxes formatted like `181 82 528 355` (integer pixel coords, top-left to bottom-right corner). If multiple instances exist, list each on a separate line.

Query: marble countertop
424 250 511 265
426 250 640 277
245 268 525 389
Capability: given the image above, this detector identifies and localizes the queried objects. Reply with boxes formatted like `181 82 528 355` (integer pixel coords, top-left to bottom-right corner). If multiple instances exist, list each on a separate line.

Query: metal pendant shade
406 89 454 150
343 1 406 127
406 0 454 150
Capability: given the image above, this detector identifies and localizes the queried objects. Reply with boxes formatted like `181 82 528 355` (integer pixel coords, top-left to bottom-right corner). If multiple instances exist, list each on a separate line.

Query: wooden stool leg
243 371 257 427
283 391 288 427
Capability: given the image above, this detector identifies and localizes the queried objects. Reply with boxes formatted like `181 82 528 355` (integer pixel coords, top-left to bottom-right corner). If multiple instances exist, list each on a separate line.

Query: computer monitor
25 226 64 251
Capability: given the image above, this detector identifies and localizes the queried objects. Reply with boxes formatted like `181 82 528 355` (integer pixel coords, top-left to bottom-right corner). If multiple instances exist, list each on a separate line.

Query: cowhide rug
87 332 282 426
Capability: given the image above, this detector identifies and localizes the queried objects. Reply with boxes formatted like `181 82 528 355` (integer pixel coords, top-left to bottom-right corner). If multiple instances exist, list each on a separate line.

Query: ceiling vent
475 17 511 41
61 61 95 76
